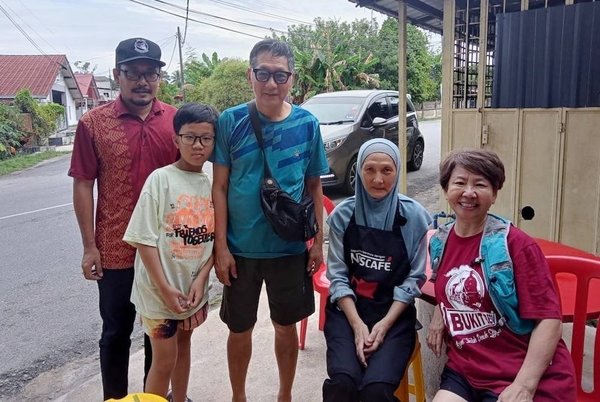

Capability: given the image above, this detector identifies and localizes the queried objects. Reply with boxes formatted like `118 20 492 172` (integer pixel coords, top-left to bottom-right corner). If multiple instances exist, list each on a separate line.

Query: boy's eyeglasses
119 69 161 82
177 134 215 146
252 68 292 84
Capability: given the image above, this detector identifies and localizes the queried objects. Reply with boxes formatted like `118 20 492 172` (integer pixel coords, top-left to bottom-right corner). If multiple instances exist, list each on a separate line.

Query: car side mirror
372 117 386 127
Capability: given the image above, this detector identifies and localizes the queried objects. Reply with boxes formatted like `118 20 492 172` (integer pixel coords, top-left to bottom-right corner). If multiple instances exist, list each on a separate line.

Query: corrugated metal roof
0 54 82 100
349 0 444 34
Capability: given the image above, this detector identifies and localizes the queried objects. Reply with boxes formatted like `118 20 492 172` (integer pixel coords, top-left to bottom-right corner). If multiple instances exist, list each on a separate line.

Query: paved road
0 119 440 398
0 156 107 397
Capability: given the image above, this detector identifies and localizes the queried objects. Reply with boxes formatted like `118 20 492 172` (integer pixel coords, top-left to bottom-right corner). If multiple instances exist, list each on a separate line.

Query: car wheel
343 156 358 195
408 139 424 171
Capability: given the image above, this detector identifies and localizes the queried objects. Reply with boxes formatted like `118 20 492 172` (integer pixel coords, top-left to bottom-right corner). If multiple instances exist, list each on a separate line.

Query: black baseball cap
115 38 166 67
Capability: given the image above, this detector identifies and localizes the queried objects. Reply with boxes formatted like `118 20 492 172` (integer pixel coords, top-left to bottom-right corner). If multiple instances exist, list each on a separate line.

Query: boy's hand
188 276 207 308
160 285 190 314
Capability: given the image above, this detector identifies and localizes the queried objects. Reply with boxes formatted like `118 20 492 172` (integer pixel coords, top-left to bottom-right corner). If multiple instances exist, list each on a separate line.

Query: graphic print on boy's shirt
165 194 215 261
440 263 503 348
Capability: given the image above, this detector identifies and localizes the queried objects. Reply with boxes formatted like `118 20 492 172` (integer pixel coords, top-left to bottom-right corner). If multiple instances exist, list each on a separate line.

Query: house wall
47 74 78 126
95 78 118 103
439 0 600 256
444 106 600 257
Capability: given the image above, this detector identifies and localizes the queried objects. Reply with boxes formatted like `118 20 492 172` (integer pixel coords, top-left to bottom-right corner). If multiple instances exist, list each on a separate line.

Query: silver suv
302 90 424 194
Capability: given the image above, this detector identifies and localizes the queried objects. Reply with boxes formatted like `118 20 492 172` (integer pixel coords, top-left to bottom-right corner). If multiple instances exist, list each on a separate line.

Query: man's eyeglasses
252 68 292 84
177 134 215 147
119 69 161 82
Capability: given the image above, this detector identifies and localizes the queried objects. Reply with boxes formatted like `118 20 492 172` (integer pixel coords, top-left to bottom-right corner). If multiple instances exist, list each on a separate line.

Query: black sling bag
248 101 318 242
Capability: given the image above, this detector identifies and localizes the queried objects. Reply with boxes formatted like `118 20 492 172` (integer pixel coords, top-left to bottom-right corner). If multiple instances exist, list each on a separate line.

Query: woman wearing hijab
322 138 431 402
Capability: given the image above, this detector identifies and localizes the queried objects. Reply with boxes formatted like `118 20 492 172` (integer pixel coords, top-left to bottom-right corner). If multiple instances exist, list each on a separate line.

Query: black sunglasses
252 68 292 84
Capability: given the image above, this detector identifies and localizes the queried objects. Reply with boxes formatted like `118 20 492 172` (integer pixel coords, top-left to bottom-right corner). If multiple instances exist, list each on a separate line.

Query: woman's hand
427 304 445 357
363 319 392 359
160 285 190 314
351 320 372 367
498 382 534 402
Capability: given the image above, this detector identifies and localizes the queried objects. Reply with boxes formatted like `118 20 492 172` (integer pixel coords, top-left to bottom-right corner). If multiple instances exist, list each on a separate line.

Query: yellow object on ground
105 393 167 402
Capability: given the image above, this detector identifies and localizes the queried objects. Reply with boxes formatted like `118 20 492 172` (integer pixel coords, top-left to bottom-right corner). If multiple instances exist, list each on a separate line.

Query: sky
0 0 386 77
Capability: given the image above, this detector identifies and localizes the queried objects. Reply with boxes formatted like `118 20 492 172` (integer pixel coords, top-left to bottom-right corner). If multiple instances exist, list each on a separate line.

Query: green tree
186 59 253 112
279 18 381 103
156 80 179 105
183 50 221 86
374 18 440 104
74 61 97 74
279 17 441 104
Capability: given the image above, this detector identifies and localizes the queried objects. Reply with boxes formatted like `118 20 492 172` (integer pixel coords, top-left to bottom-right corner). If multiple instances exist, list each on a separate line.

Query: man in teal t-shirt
213 38 328 402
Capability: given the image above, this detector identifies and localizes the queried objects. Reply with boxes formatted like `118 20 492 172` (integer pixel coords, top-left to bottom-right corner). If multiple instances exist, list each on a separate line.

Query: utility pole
177 26 186 102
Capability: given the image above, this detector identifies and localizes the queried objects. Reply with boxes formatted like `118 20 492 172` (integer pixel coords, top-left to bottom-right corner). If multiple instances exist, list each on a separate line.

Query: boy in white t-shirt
123 103 218 402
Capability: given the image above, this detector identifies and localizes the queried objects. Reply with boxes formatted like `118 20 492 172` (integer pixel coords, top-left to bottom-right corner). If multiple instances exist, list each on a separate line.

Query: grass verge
0 150 71 176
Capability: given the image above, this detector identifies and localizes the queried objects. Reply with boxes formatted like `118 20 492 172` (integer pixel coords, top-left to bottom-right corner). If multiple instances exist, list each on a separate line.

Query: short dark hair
173 103 219 134
439 148 505 192
249 39 295 71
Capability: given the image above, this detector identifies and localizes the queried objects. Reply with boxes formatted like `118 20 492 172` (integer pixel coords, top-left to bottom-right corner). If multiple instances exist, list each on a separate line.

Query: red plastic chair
545 255 600 401
298 195 335 350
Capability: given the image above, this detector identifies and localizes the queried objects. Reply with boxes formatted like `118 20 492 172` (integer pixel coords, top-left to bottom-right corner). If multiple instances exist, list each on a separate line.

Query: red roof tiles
0 54 69 98
74 73 99 100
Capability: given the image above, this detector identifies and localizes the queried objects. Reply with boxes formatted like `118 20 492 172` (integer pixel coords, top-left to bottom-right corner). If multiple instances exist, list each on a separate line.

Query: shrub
0 104 26 160
14 89 64 145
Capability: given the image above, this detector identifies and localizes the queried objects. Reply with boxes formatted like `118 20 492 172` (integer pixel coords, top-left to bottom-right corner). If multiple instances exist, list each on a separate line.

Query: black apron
324 207 417 387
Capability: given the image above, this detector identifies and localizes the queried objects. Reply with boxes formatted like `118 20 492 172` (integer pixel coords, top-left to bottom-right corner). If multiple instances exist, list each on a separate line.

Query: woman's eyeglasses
119 69 161 82
252 68 292 84
177 134 215 146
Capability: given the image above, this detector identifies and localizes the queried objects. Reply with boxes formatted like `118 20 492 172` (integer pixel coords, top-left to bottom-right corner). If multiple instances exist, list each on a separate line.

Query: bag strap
248 101 273 178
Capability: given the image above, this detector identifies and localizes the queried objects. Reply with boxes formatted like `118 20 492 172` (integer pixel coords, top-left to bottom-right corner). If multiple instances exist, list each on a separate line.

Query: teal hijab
354 138 400 231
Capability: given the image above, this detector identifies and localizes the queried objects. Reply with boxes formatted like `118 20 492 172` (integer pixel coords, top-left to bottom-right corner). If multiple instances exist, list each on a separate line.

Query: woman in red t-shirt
426 149 576 402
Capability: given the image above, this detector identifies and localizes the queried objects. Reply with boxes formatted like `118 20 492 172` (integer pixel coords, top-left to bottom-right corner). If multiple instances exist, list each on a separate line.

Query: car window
389 96 399 117
389 95 415 115
406 97 416 113
301 97 363 123
366 97 390 120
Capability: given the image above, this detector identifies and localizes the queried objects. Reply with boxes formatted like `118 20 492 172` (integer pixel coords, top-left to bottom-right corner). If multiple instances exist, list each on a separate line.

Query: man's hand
215 248 237 286
306 240 324 276
81 246 103 280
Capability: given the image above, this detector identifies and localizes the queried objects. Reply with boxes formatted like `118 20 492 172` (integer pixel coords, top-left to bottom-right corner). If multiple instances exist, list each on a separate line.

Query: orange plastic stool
394 336 426 402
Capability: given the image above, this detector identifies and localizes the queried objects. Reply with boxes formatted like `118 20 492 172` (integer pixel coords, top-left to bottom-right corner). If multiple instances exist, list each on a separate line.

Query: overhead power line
0 0 60 53
244 0 312 22
148 0 287 34
0 3 47 56
182 0 189 45
205 0 312 25
128 0 265 39
165 34 178 71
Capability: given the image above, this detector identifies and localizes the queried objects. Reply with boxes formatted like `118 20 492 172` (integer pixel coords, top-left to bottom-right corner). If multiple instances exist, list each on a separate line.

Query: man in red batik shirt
68 37 177 400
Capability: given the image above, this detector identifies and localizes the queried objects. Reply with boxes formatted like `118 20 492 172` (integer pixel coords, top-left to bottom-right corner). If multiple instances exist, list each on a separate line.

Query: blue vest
429 214 535 335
